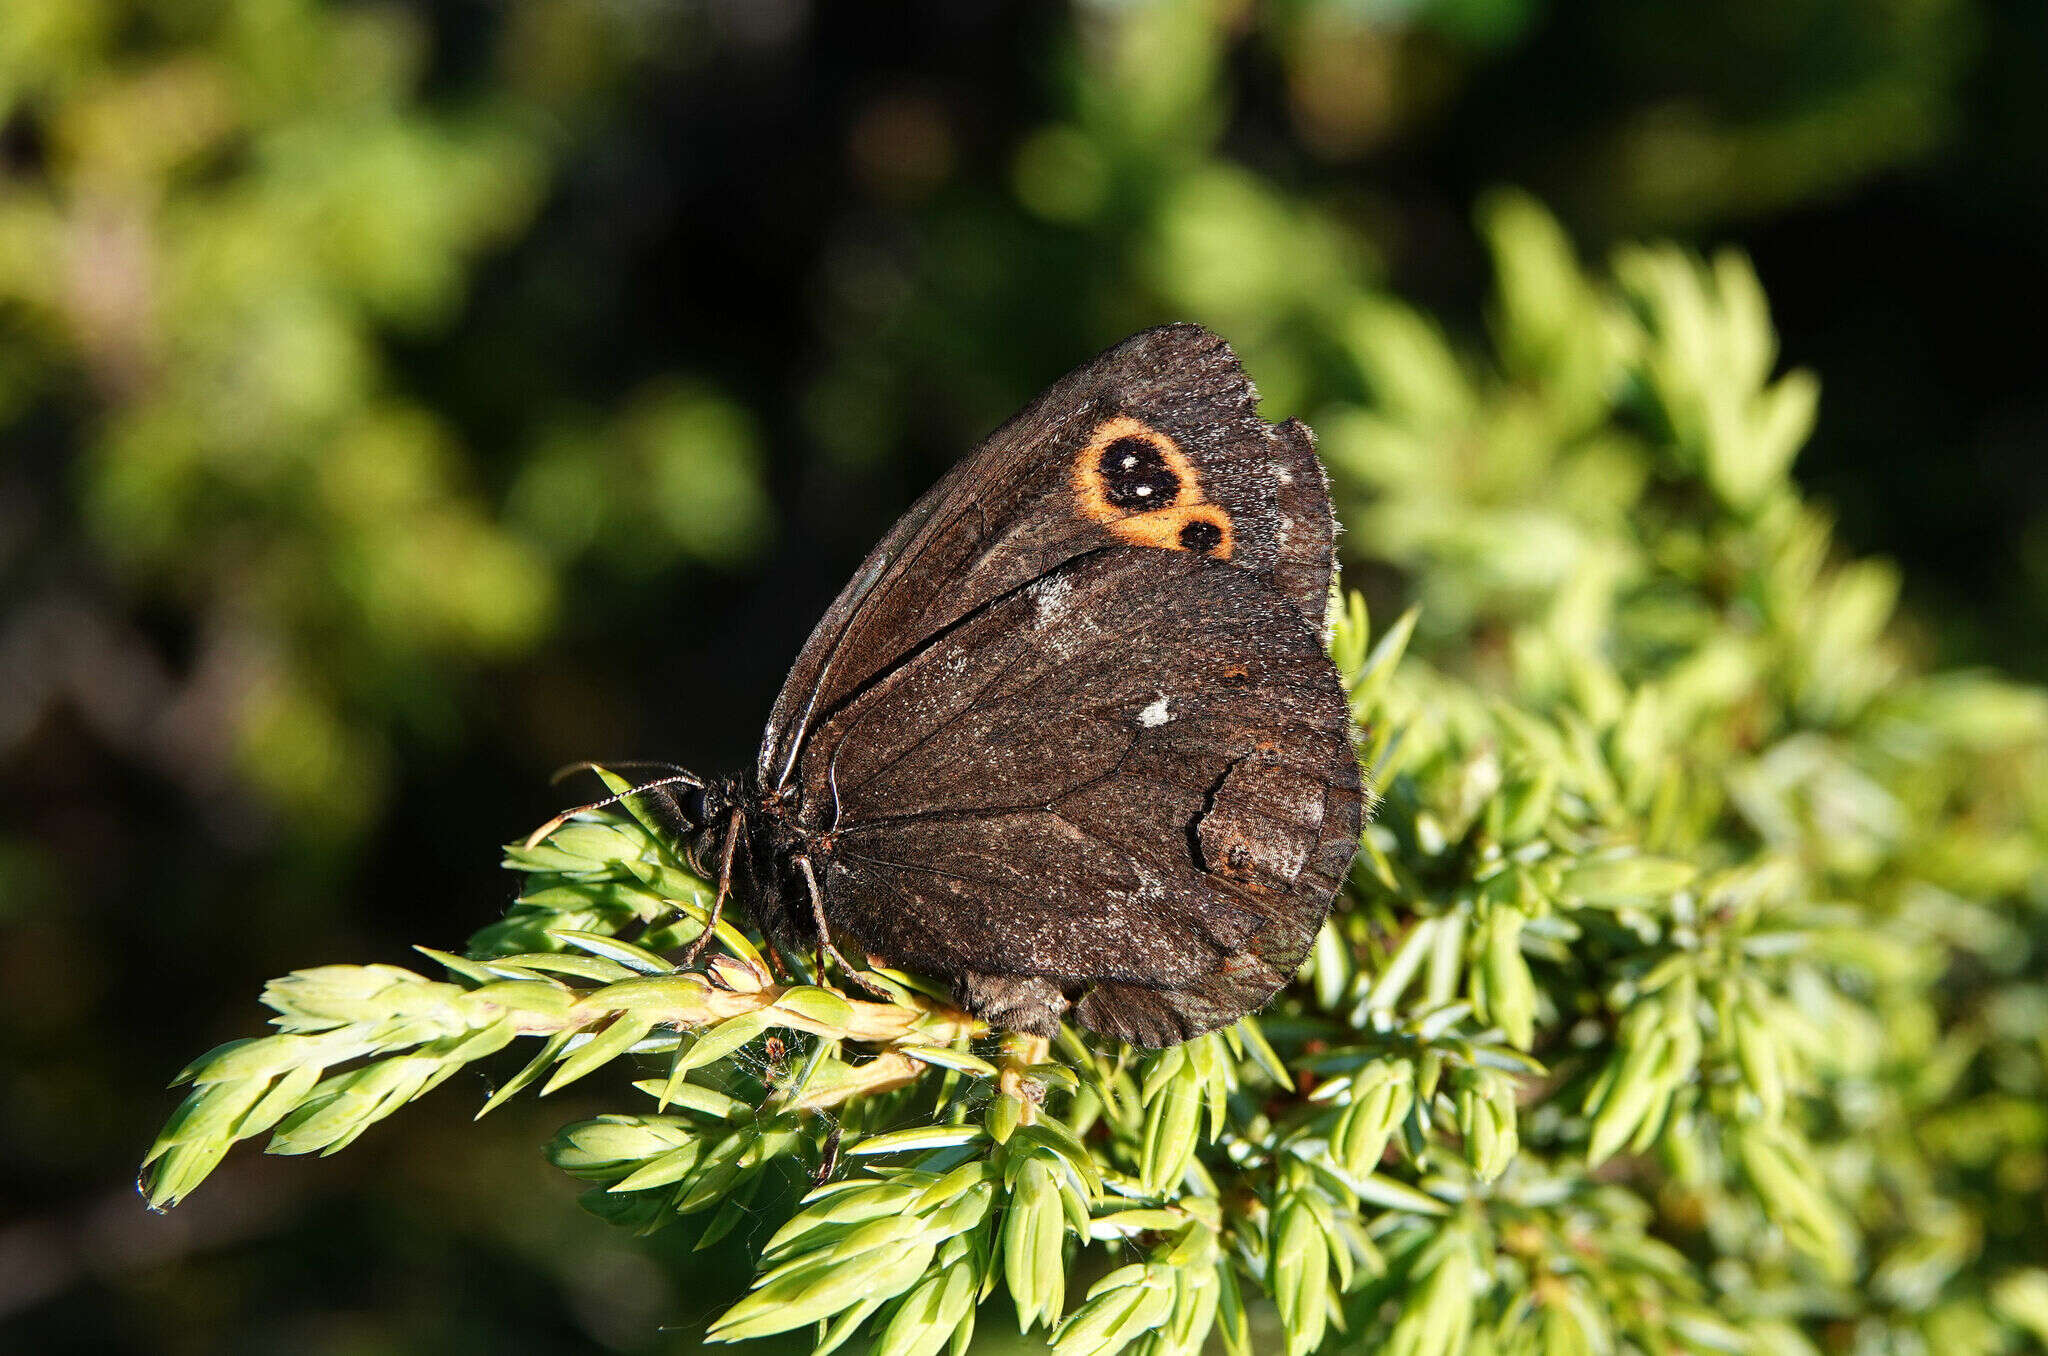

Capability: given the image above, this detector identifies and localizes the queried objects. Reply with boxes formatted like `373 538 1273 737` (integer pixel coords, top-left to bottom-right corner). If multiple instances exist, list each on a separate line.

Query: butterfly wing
808 547 1363 1045
757 324 1337 793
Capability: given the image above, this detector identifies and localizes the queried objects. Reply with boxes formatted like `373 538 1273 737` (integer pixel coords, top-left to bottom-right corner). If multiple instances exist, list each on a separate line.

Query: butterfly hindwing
803 547 1364 1045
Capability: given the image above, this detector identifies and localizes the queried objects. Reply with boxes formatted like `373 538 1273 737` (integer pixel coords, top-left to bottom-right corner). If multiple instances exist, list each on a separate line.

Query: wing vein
789 546 1116 796
773 473 1045 789
823 624 1052 822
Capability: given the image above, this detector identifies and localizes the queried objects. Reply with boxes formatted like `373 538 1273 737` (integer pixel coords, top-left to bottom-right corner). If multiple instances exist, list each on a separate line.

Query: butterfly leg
793 855 890 999
678 807 745 969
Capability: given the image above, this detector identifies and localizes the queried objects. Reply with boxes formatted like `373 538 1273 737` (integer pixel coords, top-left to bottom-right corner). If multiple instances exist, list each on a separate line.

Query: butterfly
577 325 1364 1047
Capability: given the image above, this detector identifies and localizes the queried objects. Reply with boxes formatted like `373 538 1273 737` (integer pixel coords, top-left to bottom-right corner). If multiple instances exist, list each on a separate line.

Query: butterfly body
647 326 1363 1046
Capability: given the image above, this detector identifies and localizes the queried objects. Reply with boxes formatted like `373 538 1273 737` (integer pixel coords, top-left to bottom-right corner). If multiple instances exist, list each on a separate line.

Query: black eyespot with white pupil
1178 519 1223 553
1098 436 1179 510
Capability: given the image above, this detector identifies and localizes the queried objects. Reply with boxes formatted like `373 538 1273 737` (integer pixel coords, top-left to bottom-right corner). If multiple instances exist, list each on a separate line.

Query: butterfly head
529 765 749 865
631 773 761 884
671 778 727 830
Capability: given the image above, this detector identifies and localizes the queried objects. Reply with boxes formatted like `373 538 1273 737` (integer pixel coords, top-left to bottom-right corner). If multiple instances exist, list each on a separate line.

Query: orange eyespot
1074 416 1195 522
1071 415 1233 557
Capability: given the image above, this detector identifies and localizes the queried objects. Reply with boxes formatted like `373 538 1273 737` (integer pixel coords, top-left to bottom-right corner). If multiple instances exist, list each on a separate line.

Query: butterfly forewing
757 325 1338 792
740 324 1362 1045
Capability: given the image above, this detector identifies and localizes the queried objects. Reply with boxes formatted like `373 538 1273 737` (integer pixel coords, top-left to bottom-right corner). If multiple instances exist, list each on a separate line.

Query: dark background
3 0 2044 1350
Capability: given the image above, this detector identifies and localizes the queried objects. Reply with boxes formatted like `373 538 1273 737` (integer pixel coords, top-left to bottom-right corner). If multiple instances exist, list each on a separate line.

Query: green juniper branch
143 201 2048 1355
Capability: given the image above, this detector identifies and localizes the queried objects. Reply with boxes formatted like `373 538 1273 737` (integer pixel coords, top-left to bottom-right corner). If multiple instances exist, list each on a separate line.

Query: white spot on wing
1138 696 1171 728
1033 573 1074 624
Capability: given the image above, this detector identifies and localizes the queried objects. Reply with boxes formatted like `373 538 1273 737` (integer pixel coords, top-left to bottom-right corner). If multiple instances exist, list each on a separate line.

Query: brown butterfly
577 325 1363 1046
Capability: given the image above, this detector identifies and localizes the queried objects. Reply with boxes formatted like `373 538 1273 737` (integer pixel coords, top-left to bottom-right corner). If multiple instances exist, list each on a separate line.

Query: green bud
1271 1194 1331 1356
1479 907 1537 1049
547 1114 692 1179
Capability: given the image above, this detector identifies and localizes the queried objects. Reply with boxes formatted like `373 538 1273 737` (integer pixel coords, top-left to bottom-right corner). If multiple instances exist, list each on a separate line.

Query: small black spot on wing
1178 519 1224 553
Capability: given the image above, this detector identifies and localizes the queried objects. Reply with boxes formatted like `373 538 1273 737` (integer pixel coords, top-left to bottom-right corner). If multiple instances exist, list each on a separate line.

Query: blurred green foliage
5 1 2046 1353
1 0 772 841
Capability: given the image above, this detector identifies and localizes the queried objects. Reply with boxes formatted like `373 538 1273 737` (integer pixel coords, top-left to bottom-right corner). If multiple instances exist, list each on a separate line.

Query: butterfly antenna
523 773 703 849
548 759 701 787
